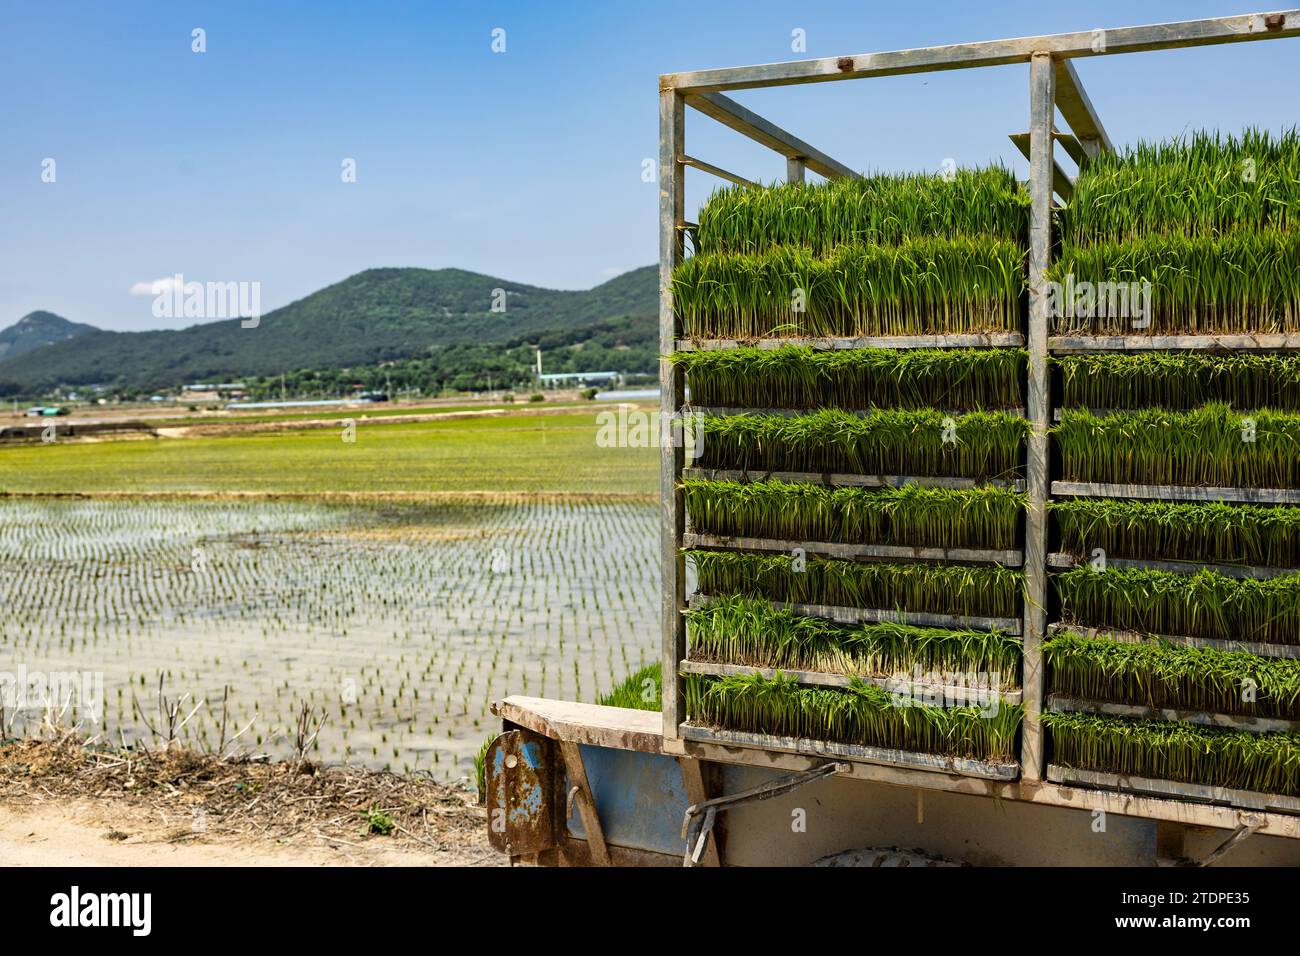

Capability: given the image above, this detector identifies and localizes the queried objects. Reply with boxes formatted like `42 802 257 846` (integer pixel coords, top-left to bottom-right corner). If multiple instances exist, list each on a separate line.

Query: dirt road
0 798 499 866
0 738 503 867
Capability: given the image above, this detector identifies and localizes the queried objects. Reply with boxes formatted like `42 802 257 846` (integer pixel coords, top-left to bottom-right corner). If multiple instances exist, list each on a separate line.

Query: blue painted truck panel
566 744 688 857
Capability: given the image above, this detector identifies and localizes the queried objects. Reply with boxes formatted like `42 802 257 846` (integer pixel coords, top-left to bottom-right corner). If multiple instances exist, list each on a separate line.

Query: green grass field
0 410 658 496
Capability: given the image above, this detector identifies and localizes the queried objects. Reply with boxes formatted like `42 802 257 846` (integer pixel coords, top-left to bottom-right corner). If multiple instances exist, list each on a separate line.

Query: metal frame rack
658 10 1300 835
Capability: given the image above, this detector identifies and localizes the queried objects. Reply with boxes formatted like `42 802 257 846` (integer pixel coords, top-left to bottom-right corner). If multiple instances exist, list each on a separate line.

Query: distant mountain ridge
0 311 99 361
0 266 657 394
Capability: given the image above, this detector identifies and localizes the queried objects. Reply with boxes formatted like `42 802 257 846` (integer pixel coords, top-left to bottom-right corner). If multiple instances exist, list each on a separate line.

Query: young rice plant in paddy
1057 353 1300 412
687 595 1021 688
684 672 1022 761
1045 630 1300 719
673 238 1025 339
697 408 1027 480
1043 710 1300 797
673 346 1025 411
695 167 1029 255
1052 128 1300 335
691 549 1022 619
0 499 658 781
684 479 1025 550
1054 405 1300 488
1055 565 1300 646
1053 498 1300 568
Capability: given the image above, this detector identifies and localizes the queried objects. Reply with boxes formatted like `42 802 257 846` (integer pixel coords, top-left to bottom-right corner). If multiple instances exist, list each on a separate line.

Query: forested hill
0 266 657 394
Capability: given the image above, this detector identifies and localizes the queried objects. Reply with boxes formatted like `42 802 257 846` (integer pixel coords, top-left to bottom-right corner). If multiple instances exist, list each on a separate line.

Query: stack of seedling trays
669 169 1031 780
1044 130 1300 813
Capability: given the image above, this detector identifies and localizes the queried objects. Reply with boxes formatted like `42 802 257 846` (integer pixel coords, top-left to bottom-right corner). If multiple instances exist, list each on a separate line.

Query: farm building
537 371 622 388
487 10 1300 867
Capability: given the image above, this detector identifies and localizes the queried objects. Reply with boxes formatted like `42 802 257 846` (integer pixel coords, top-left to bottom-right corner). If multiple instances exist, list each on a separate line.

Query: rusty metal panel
565 745 691 857
485 729 556 856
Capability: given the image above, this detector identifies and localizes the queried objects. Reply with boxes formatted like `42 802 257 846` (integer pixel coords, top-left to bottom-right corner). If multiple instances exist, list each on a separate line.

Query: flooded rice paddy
0 498 657 783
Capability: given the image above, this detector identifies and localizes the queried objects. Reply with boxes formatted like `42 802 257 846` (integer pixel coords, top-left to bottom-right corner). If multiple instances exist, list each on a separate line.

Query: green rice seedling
1055 565 1300 645
1043 709 1300 797
473 732 498 804
1047 228 1300 334
1045 630 1300 718
1053 498 1300 568
698 408 1028 480
696 166 1029 255
672 346 1026 410
1057 353 1300 412
1054 404 1300 488
597 661 662 711
687 594 1022 685
683 479 1025 550
690 549 1023 619
684 672 1023 760
672 238 1025 339
1061 128 1300 246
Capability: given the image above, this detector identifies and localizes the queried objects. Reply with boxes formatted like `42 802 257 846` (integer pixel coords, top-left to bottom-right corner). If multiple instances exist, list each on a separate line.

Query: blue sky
1 1 1297 331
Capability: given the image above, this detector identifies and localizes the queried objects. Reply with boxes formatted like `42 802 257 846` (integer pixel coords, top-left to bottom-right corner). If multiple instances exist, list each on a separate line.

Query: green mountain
0 311 99 361
0 266 657 395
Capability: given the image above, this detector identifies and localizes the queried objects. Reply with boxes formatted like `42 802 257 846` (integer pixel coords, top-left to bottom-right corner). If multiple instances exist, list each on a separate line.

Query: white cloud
130 276 180 296
599 266 624 278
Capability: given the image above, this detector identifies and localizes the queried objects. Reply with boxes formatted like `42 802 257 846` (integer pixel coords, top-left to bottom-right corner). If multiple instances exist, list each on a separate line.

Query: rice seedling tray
1051 481 1300 505
1046 623 1300 661
691 405 1026 419
1052 406 1300 422
1046 694 1300 736
682 658 1022 703
1056 352 1300 412
682 724 1021 781
686 532 1022 567
1056 565 1300 647
673 345 1027 411
1052 497 1300 569
693 166 1028 254
688 593 1022 635
1047 552 1298 580
1051 407 1110 422
684 467 1024 491
675 333 1025 352
1045 764 1300 816
1049 335 1300 353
